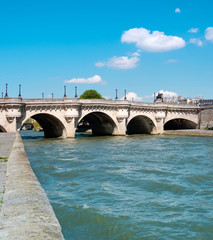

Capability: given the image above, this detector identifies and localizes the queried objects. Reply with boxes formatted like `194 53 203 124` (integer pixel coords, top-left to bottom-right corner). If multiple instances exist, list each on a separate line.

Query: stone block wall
200 106 213 129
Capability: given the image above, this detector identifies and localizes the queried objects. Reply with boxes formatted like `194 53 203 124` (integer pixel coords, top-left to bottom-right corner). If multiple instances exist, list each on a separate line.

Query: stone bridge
0 98 200 138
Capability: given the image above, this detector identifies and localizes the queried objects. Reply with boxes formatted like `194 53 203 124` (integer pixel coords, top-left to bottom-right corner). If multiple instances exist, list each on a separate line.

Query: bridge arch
164 118 197 130
127 115 156 135
77 111 118 136
21 113 67 138
0 125 7 132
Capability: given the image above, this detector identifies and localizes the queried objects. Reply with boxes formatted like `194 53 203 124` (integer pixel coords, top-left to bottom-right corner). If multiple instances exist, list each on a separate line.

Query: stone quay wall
0 132 64 240
200 105 213 129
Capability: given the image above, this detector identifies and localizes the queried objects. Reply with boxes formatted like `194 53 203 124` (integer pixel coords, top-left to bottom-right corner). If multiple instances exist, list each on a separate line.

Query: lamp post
115 89 118 100
124 90 126 100
42 93 44 99
52 93 54 99
18 84 21 98
75 86 77 98
4 83 8 98
64 86 67 98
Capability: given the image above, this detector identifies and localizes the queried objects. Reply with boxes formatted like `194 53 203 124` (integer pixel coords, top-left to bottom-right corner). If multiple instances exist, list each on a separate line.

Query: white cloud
103 96 112 100
175 8 181 13
167 59 178 63
156 90 178 98
65 75 105 84
95 55 140 69
132 51 141 57
188 28 199 33
121 27 186 52
95 62 105 67
121 92 142 101
205 27 213 42
142 94 154 99
108 56 139 69
189 38 203 46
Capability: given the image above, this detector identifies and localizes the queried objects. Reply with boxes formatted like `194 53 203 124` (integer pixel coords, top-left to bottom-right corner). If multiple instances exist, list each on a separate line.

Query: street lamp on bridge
124 90 127 100
64 86 67 98
4 83 8 98
18 84 22 98
75 86 77 98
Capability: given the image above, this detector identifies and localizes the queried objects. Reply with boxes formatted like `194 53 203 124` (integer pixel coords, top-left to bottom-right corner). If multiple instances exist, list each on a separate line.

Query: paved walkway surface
163 129 213 137
0 133 16 210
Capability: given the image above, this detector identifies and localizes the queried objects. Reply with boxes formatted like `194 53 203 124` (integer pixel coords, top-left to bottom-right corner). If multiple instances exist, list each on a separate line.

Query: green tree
33 120 42 132
79 90 105 99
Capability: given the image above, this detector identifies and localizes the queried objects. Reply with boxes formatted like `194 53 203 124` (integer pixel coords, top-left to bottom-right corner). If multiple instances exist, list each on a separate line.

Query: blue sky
0 0 213 101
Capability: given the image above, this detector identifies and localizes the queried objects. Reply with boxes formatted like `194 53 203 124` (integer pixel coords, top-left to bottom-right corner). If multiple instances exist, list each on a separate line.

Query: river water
21 131 213 240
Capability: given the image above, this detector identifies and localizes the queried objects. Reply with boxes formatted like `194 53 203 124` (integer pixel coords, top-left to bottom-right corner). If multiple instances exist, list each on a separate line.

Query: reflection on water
21 131 213 240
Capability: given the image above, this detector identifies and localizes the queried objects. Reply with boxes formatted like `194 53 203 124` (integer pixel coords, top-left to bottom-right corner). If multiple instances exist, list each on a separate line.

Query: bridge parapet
0 98 200 110
0 97 23 103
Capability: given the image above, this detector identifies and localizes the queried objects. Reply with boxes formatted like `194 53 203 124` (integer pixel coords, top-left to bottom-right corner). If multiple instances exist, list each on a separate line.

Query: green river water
21 131 213 240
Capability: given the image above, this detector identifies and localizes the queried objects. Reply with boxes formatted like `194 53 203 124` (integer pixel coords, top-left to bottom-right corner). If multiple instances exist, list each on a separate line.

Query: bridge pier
115 104 129 136
154 112 166 134
153 120 164 134
64 119 77 138
4 118 18 133
1 100 22 133
113 118 127 136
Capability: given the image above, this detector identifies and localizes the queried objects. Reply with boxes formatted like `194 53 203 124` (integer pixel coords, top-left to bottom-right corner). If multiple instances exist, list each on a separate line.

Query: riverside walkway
163 129 213 137
0 133 15 210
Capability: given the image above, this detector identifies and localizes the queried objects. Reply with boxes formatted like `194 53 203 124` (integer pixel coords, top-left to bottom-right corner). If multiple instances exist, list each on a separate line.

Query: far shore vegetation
79 90 104 99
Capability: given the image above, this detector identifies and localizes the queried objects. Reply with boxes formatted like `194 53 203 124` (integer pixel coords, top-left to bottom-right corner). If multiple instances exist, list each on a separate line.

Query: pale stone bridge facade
0 98 200 138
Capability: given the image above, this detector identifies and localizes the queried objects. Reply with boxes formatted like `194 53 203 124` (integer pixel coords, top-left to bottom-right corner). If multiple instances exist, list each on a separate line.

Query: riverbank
0 133 16 210
163 129 213 137
0 132 64 239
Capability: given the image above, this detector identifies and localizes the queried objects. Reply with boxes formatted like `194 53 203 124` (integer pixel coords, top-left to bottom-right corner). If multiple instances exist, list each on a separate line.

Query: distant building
178 96 202 105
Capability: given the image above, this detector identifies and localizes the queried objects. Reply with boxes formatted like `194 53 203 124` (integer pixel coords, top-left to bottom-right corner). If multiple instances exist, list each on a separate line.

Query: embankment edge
0 132 64 240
